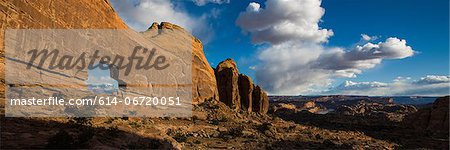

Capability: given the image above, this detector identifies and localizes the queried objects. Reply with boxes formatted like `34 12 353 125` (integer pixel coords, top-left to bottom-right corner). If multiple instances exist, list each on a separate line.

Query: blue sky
111 0 449 96
321 0 449 82
86 63 119 89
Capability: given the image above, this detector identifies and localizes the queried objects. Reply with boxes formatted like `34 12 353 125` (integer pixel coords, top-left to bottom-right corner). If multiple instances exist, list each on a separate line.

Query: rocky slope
269 96 449 149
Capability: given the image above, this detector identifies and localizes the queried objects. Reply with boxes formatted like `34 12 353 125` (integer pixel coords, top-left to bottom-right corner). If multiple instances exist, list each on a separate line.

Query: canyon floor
1 96 449 149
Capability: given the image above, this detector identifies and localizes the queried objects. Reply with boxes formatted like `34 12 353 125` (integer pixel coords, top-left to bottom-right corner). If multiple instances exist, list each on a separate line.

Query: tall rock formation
252 85 269 114
215 59 240 111
238 74 253 112
214 58 270 114
403 96 449 137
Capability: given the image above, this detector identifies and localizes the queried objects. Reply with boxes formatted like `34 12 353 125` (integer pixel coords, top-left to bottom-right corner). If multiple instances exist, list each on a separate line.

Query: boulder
238 74 253 112
215 59 240 111
252 85 269 114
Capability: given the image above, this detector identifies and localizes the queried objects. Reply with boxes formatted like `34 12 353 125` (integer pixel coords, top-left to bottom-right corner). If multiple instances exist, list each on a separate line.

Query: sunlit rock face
0 0 220 106
143 22 219 105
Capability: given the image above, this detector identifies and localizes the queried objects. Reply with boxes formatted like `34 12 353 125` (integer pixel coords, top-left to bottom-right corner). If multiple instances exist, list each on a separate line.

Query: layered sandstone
0 0 127 97
252 85 269 114
142 22 218 104
215 59 269 114
238 74 253 112
215 59 240 111
0 0 218 105
0 0 128 108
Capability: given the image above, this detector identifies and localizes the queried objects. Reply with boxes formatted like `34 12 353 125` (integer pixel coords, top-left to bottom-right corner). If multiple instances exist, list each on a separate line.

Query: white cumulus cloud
237 0 416 95
313 37 415 78
236 0 334 44
255 37 415 94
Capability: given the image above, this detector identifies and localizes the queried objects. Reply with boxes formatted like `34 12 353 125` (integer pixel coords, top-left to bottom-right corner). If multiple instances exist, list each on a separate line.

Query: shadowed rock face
404 96 449 137
253 85 269 114
215 59 270 114
334 102 418 121
215 58 269 114
215 59 240 111
239 74 253 112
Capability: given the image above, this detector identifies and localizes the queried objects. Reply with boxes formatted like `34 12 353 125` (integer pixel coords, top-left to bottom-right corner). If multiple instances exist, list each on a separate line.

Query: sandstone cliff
0 0 218 105
142 22 218 104
0 0 127 108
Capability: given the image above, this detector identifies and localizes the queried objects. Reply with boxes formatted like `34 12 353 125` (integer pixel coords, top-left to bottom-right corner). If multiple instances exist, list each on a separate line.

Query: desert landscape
0 0 449 149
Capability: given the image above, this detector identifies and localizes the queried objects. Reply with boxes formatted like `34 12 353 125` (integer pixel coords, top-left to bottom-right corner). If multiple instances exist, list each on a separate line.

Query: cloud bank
326 75 450 96
236 0 417 95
